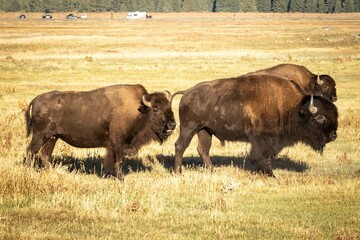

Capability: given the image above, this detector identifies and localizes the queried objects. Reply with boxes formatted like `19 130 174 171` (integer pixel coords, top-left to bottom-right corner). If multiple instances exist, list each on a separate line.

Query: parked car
79 14 88 19
66 13 78 19
19 14 26 19
42 13 52 19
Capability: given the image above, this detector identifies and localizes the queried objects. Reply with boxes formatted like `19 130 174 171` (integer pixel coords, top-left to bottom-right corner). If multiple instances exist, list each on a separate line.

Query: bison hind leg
25 133 46 167
174 127 198 174
39 136 58 169
26 134 58 169
197 129 214 172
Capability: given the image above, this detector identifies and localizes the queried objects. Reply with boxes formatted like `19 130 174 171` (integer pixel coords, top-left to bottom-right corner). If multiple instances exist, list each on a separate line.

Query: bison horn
317 74 324 85
309 94 318 114
164 90 171 100
142 95 152 107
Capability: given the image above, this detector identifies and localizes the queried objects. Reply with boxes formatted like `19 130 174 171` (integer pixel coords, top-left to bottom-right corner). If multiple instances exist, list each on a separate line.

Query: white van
126 11 150 19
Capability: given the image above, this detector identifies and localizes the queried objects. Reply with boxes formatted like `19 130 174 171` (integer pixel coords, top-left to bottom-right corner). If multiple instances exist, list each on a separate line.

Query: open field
0 12 360 239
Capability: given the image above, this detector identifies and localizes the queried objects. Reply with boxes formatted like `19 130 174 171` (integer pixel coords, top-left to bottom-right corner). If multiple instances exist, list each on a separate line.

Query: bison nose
167 121 176 130
329 131 337 142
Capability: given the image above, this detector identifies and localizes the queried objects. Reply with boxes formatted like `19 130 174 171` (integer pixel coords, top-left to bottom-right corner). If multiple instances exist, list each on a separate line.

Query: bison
25 84 176 180
247 63 337 102
173 75 338 177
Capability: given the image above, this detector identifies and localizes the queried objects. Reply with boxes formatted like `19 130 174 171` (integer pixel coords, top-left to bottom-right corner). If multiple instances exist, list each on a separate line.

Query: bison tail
170 90 186 106
25 100 34 137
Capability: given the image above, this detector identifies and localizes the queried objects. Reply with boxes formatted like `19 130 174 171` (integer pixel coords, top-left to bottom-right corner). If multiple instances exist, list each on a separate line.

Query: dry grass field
0 12 359 239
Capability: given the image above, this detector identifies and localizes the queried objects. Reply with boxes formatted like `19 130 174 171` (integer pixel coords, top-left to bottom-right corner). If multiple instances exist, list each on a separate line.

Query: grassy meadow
0 12 360 239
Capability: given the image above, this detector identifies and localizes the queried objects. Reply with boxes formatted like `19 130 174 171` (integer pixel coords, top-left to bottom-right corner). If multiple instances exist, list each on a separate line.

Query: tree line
0 0 359 13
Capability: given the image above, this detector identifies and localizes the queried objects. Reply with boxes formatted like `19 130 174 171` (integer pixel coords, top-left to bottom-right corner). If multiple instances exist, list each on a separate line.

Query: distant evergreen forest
0 0 359 13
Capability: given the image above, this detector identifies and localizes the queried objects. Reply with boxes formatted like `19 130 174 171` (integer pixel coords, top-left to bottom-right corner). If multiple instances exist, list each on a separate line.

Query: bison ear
299 108 309 119
142 95 152 107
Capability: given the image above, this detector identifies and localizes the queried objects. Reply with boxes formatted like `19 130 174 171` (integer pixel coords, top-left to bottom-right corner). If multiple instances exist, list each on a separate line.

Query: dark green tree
326 0 336 12
172 0 182 12
111 0 122 12
256 0 272 12
303 0 317 12
289 0 304 12
156 0 173 12
271 0 289 12
239 0 257 12
344 0 355 12
5 0 21 11
182 0 211 11
354 0 360 11
119 3 127 11
62 0 78 11
318 0 327 13
334 0 344 12
18 0 30 12
29 0 45 11
215 0 240 12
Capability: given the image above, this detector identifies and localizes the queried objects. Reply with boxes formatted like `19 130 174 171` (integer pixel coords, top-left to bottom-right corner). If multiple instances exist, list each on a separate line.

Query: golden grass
0 12 360 239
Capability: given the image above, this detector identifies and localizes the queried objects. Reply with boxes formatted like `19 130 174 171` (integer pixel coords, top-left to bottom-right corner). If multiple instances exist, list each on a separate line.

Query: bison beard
25 85 176 180
173 75 338 177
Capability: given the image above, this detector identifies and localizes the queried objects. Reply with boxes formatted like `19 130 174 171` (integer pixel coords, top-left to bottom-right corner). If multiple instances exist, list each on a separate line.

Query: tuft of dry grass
0 12 359 239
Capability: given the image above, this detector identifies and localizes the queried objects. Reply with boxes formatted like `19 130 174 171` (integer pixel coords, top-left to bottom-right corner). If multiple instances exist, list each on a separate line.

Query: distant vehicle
42 14 52 19
79 14 88 19
126 11 151 20
43 9 52 19
19 14 26 19
66 13 78 19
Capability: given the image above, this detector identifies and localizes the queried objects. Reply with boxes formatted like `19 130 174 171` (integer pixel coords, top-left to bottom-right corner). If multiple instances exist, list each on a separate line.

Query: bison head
141 91 176 142
299 94 338 153
314 75 337 102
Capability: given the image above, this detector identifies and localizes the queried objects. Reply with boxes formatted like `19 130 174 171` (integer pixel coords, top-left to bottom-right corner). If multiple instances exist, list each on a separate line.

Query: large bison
25 84 176 180
173 75 338 177
247 63 337 102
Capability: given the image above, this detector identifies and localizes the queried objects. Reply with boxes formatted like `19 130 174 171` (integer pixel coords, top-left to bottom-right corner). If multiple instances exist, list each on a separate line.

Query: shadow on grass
27 155 152 178
26 154 308 178
156 154 309 174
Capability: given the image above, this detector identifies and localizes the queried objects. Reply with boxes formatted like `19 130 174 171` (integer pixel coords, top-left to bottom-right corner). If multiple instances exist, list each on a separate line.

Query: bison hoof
102 168 116 178
256 167 276 178
261 169 276 178
123 147 137 157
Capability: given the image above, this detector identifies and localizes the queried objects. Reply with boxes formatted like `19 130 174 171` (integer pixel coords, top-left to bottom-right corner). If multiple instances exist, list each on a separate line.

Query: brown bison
247 63 337 102
25 84 176 180
173 75 338 177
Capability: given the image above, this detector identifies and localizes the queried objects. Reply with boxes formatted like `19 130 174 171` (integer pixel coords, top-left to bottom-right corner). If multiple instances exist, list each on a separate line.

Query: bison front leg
103 147 118 178
114 155 125 181
249 140 275 178
104 147 125 180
